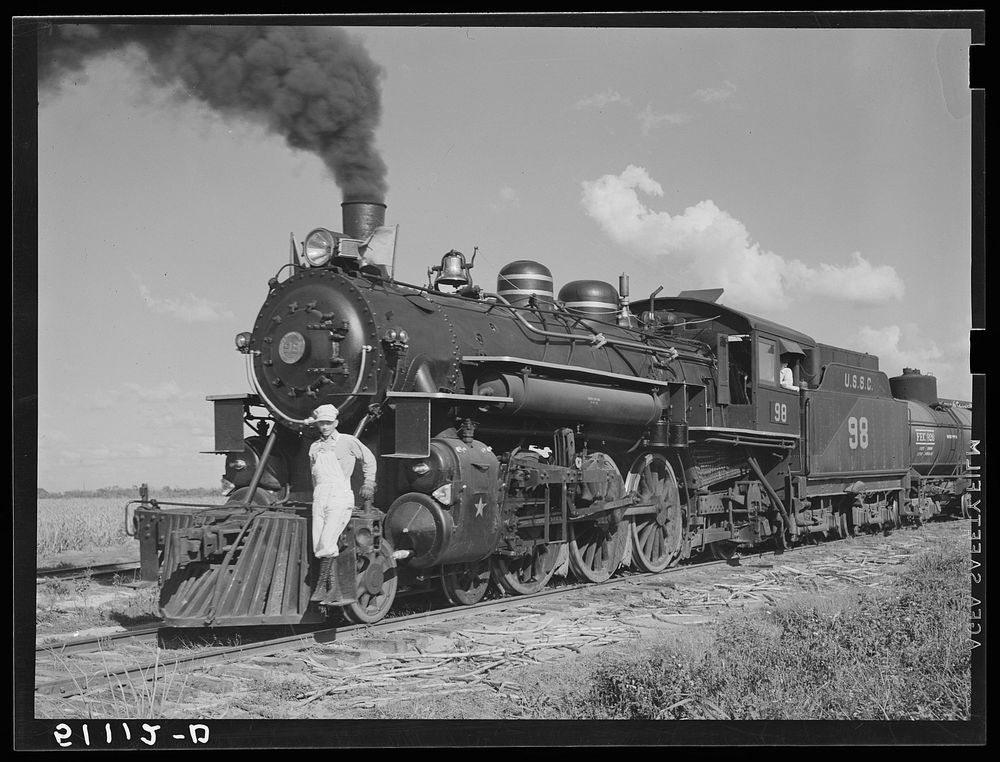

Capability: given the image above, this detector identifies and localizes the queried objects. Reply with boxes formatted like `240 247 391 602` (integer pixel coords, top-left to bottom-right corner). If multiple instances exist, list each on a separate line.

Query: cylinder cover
383 437 502 568
383 492 452 568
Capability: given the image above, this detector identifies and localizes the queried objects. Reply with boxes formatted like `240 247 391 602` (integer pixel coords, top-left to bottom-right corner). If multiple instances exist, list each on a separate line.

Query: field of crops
36 495 228 562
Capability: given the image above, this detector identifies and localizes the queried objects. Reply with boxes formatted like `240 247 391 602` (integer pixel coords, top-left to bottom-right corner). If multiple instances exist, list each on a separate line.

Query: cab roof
630 295 816 350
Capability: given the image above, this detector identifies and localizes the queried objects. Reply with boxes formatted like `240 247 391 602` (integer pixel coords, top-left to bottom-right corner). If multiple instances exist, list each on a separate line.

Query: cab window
757 338 777 386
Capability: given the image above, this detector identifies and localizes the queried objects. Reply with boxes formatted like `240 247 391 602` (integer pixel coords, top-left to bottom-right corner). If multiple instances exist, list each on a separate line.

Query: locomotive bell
440 251 470 285
430 249 474 289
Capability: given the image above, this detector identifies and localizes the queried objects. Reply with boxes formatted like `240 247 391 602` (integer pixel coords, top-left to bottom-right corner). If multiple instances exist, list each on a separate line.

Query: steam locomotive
130 202 973 627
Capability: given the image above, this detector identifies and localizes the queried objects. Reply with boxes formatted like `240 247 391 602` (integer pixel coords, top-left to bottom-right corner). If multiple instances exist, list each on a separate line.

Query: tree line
37 485 219 499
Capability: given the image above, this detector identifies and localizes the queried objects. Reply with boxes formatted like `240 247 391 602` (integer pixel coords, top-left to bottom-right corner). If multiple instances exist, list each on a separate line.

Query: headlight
235 331 252 352
303 228 337 267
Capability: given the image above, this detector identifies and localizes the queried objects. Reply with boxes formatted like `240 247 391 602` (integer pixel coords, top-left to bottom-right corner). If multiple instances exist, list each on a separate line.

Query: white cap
308 404 339 424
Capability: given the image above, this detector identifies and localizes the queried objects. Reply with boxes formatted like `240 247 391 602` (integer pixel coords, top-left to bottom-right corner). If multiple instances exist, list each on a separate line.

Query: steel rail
30 552 752 699
36 561 142 583
35 521 930 699
35 624 162 656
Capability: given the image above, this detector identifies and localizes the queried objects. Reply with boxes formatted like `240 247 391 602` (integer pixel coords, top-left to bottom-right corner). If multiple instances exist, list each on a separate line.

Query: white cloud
90 380 198 409
92 389 120 409
581 165 905 313
693 80 737 104
490 185 521 213
855 325 942 375
853 323 970 401
576 92 694 136
856 323 971 382
133 272 235 322
40 448 85 466
122 379 185 402
495 185 520 209
575 90 632 110
41 440 198 466
636 104 693 135
39 430 71 445
38 443 165 468
785 252 905 305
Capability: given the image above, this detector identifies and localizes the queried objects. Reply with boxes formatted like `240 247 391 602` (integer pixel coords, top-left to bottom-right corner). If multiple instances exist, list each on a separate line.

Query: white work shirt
308 432 377 491
779 366 799 391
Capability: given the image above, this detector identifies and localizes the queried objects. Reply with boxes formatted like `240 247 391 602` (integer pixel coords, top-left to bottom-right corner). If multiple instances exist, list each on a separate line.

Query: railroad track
34 554 736 699
35 521 938 701
36 561 142 583
36 624 162 656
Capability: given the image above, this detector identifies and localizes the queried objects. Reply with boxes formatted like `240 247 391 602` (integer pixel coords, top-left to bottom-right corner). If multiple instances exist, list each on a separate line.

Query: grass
225 674 320 719
35 649 193 720
98 650 192 718
35 577 161 634
361 543 972 721
578 545 971 720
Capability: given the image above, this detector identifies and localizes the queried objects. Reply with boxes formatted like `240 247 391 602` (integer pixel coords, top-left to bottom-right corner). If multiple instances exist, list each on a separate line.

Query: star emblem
474 497 487 517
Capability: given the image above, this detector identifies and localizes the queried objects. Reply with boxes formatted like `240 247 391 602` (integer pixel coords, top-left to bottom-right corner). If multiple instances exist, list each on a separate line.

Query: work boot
310 556 335 601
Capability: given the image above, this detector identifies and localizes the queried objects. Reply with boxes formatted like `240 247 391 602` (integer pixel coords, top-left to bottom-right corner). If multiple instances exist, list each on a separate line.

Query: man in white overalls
307 404 377 559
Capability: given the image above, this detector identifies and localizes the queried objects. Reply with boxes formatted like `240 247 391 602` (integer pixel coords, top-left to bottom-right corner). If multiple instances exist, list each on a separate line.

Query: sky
29 19 977 491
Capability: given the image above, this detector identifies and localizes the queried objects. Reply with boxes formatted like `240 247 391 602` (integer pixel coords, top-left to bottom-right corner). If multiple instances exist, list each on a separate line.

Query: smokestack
342 201 386 240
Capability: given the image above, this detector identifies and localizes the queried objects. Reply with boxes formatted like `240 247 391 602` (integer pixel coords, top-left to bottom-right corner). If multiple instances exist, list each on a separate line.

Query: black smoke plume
38 23 388 199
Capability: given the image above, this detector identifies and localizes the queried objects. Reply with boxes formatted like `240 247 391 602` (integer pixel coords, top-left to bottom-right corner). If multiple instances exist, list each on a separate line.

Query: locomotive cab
634 293 814 435
717 332 804 433
744 332 804 435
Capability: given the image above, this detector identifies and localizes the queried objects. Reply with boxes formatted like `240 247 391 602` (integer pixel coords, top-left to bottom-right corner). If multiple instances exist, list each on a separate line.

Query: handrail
242 426 279 508
366 273 682 359
486 292 680 360
247 344 370 425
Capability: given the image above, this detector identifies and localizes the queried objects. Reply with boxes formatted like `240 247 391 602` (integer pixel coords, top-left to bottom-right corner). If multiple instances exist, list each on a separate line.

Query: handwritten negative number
847 416 869 450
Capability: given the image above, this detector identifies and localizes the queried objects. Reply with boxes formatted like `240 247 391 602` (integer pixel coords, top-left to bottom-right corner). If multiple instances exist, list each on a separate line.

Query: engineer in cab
780 357 800 391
